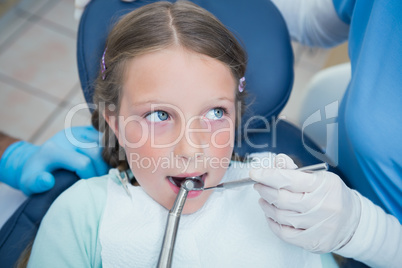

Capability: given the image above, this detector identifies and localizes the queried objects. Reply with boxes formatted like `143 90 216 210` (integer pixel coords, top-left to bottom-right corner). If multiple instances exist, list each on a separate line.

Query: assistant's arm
0 132 20 159
271 0 350 47
0 126 109 195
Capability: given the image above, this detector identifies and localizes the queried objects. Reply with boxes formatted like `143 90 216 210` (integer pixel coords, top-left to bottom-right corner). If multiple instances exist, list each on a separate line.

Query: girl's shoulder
46 172 113 220
60 173 110 202
29 173 113 267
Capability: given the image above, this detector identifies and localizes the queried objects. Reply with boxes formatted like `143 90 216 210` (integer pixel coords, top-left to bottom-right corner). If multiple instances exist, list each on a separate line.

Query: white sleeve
334 192 402 268
74 0 91 20
270 0 350 48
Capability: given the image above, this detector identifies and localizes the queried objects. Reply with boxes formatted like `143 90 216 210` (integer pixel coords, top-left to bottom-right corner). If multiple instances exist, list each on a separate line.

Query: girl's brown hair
92 0 247 168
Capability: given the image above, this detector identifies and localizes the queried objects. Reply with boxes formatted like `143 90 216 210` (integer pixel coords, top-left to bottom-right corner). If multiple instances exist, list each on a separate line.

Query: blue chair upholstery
0 170 79 267
0 0 344 267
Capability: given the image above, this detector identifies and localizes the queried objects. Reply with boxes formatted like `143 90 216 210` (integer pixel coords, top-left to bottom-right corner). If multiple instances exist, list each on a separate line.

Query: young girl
28 1 336 267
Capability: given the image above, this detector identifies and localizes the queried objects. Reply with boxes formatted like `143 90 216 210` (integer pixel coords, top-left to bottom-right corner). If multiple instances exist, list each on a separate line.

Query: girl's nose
174 120 207 159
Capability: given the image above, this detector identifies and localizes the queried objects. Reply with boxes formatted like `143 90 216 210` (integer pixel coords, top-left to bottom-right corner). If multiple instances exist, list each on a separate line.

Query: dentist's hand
250 154 361 253
0 126 109 196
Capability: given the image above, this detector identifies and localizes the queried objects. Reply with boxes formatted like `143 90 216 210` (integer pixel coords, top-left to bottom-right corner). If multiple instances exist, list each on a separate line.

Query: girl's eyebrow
214 97 235 102
204 97 236 106
132 97 235 106
131 99 162 106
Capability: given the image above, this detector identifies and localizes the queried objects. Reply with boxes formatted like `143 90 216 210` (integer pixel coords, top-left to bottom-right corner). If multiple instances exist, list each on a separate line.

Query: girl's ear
103 110 124 148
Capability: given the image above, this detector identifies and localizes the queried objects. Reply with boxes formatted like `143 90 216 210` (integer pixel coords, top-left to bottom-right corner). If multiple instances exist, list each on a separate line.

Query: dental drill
157 177 204 268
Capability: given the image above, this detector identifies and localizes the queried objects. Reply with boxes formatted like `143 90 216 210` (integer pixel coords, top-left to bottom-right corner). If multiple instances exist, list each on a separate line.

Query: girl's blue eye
146 111 169 122
205 108 225 120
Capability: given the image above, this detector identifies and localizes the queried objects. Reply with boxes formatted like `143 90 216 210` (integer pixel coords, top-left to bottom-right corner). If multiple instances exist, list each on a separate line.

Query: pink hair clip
101 47 107 80
238 77 245 92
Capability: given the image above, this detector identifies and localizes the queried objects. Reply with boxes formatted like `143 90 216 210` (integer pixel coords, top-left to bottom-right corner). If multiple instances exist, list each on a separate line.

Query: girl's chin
181 197 209 214
161 191 211 215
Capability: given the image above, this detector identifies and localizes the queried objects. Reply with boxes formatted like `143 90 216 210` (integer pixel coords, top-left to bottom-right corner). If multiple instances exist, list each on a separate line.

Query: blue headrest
77 0 293 128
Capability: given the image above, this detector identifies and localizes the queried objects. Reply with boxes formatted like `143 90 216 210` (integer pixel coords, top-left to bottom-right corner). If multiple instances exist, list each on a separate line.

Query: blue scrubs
333 0 402 221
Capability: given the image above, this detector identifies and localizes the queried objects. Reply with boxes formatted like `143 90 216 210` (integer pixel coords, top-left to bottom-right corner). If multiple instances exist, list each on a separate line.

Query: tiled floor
0 0 90 145
0 0 332 226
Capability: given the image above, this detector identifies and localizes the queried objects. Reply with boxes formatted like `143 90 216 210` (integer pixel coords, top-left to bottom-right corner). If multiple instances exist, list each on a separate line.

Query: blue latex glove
0 126 109 195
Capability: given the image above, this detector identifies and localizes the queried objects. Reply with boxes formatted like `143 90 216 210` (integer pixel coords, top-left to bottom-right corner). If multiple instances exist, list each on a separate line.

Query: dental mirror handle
296 162 329 172
157 180 195 268
204 162 329 190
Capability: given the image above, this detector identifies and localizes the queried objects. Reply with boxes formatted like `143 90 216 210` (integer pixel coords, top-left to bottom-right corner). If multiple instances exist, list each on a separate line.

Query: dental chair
0 0 353 267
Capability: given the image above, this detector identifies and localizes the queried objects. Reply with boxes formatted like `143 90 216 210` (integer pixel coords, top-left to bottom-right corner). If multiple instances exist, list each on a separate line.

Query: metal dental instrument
203 162 329 190
116 169 135 197
157 176 204 268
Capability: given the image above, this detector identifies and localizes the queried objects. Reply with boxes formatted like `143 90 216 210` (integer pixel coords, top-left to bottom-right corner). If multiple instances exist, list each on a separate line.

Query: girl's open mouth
167 173 207 198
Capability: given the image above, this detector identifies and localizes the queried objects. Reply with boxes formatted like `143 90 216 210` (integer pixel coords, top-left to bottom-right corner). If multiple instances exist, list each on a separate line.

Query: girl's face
108 46 236 214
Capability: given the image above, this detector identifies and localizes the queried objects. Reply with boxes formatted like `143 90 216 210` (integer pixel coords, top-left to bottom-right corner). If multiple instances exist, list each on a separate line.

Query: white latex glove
250 154 361 253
